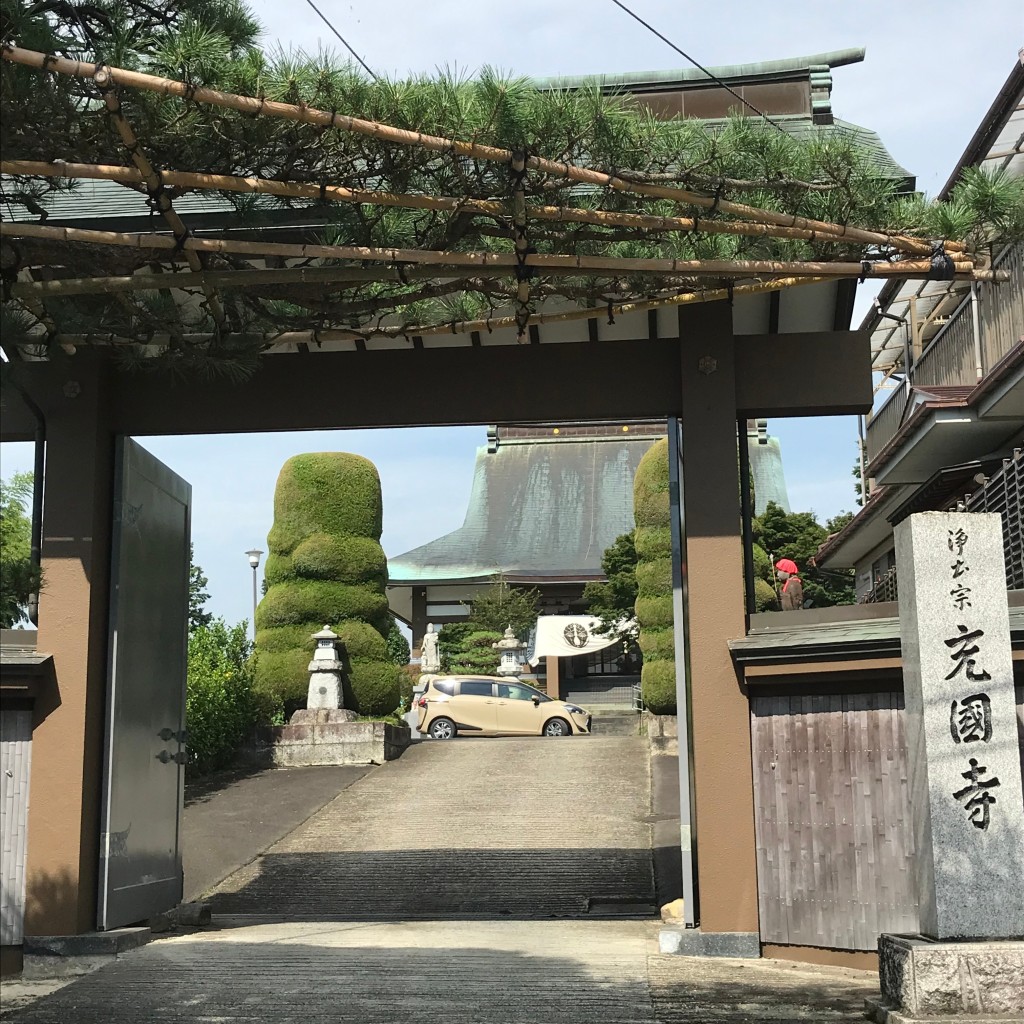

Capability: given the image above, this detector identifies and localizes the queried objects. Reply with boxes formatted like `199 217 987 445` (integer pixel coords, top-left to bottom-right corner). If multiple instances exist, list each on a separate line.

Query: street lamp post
245 548 263 641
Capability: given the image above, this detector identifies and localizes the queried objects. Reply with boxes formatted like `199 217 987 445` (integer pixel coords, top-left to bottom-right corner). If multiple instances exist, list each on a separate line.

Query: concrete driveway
2 919 879 1023
207 735 657 918
2 737 884 1022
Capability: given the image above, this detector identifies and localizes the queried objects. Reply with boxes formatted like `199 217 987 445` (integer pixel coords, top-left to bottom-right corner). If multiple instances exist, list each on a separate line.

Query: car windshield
497 681 551 702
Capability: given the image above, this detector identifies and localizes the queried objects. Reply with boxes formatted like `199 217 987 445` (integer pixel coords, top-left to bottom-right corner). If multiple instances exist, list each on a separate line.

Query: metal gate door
98 439 191 930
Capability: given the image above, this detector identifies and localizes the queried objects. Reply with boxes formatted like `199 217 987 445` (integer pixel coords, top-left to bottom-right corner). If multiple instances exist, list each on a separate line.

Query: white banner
527 615 629 664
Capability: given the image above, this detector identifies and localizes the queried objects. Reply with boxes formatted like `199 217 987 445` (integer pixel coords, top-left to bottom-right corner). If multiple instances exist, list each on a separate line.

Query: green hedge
635 593 674 630
268 453 383 554
752 544 772 583
754 577 780 612
291 533 388 585
636 556 672 598
634 526 672 560
256 579 389 631
641 659 677 715
253 647 311 706
638 626 675 662
343 659 402 717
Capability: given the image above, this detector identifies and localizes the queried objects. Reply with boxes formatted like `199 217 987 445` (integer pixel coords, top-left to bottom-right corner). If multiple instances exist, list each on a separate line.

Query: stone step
588 712 641 736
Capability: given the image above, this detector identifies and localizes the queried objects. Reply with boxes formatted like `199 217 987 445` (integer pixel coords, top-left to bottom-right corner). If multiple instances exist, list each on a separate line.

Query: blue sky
1 2 1019 626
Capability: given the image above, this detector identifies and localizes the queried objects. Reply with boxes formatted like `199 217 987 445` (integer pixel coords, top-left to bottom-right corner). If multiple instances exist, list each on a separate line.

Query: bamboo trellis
0 46 968 257
1 41 1008 358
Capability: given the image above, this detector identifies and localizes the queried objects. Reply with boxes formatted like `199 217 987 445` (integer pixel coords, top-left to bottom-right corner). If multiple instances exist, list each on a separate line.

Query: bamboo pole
17 297 76 354
1 222 1001 283
510 151 531 339
0 45 965 258
92 66 227 327
1 159 931 252
8 265 557 298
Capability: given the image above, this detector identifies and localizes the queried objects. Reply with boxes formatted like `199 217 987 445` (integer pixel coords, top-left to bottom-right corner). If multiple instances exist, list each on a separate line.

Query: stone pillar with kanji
873 512 1024 1021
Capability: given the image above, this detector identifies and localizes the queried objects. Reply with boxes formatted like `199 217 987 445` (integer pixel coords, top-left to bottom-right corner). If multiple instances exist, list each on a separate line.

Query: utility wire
608 0 788 135
302 0 379 80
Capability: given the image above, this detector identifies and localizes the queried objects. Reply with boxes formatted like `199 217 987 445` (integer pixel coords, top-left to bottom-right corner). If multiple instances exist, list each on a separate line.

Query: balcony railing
966 447 1024 591
858 449 1024 601
865 242 1024 465
862 565 898 604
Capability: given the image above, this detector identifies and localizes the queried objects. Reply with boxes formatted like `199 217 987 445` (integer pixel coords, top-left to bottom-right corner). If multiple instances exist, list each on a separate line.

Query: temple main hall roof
388 424 662 585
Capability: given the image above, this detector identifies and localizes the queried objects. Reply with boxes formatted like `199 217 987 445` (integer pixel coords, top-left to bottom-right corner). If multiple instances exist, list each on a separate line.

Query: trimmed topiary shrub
267 453 383 554
291 533 388 586
335 620 390 662
641 659 676 715
254 453 401 717
256 580 390 631
634 439 676 714
638 626 675 662
636 556 672 598
253 648 313 707
752 543 773 583
754 577 780 612
342 660 402 717
634 594 674 630
634 526 672 560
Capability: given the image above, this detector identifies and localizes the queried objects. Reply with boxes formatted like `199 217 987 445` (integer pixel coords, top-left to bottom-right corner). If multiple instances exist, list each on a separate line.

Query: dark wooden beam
0 323 871 440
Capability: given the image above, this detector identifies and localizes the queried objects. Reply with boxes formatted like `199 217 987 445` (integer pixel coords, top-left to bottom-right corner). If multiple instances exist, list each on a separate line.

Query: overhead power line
302 0 378 80
608 0 788 135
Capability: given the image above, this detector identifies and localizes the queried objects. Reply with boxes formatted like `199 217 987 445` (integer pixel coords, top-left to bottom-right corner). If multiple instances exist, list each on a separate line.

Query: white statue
420 622 441 673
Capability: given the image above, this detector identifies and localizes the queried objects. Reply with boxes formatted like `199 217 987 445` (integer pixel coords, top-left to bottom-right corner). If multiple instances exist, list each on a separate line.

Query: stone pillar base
868 933 1024 1021
658 928 760 958
246 720 411 766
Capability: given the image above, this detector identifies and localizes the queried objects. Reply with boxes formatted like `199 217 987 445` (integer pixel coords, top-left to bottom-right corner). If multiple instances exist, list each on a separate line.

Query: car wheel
543 717 570 737
429 717 457 740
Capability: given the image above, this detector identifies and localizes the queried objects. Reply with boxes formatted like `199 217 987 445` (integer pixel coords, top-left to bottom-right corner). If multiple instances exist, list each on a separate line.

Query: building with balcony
816 59 1024 598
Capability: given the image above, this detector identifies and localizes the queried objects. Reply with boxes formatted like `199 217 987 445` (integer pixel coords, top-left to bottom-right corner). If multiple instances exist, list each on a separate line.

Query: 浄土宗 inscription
895 511 1024 941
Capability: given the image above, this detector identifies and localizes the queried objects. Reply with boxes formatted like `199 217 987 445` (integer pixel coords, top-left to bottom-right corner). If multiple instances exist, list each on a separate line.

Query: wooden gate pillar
679 304 759 938
25 364 115 935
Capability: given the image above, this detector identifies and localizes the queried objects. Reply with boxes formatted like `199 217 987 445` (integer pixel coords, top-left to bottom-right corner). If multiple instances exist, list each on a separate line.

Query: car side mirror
532 696 540 706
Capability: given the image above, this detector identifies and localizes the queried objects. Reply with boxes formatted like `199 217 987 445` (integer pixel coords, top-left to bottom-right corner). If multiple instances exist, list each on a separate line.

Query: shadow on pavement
1 933 878 1024
207 847 657 918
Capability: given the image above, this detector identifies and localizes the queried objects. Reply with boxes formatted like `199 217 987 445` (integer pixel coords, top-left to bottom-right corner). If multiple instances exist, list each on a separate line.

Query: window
498 683 535 701
432 679 455 696
458 680 494 697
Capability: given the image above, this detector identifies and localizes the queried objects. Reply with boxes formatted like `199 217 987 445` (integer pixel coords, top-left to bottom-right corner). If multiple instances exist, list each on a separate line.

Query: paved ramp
207 736 655 918
3 921 879 1024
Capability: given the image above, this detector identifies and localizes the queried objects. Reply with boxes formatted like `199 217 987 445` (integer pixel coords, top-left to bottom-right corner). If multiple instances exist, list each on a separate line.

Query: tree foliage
583 531 639 643
2 0 1020 372
385 615 411 666
189 543 214 631
465 575 540 639
186 616 259 774
753 501 855 608
0 471 39 628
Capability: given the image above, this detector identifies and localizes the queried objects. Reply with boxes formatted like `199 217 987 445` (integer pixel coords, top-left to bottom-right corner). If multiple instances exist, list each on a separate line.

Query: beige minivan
416 676 592 739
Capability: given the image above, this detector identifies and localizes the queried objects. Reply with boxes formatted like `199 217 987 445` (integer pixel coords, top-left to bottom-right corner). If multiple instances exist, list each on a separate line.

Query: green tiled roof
531 49 866 91
387 435 658 584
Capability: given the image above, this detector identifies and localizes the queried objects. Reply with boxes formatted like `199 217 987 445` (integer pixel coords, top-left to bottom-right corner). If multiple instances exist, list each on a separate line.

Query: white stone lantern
492 626 526 678
307 625 344 709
